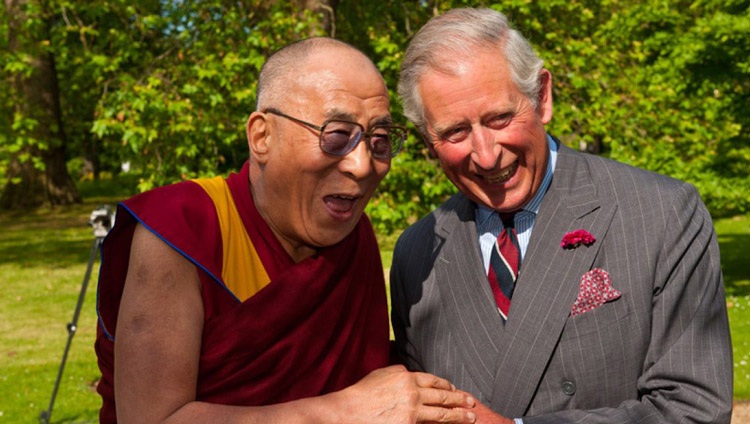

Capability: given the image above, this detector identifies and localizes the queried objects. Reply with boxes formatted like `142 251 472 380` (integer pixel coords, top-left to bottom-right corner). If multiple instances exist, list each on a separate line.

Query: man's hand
426 390 514 424
331 365 477 423
466 396 514 424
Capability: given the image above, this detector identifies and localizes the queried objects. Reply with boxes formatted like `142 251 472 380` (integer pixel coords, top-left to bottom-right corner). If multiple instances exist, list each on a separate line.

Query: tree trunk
82 131 101 180
1 0 81 209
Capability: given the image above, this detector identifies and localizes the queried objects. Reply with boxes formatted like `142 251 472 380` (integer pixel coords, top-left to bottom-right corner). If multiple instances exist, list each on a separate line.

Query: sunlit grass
0 200 115 423
716 215 750 399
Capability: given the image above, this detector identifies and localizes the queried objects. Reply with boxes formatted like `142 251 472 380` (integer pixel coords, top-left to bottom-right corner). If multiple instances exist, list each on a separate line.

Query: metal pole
40 236 103 424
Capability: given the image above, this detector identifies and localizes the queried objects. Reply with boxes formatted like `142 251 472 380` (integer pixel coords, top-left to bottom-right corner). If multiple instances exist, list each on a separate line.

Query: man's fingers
414 372 456 391
419 387 476 408
418 405 476 423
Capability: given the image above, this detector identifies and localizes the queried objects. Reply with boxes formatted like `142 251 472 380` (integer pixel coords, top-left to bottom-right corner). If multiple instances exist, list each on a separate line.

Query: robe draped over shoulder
95 162 390 423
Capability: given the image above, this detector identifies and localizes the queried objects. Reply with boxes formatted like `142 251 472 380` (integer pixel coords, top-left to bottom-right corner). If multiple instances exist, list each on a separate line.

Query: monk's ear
247 111 270 164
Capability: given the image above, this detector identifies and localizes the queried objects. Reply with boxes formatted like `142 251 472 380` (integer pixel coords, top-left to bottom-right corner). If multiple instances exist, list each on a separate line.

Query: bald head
256 37 383 112
245 37 393 260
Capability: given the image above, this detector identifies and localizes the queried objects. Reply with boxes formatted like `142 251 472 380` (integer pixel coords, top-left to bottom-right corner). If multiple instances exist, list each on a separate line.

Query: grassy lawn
0 196 748 422
717 215 750 399
0 198 119 423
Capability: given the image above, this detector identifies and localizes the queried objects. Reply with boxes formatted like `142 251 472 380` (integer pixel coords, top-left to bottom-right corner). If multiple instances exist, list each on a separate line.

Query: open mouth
324 194 358 216
483 161 518 184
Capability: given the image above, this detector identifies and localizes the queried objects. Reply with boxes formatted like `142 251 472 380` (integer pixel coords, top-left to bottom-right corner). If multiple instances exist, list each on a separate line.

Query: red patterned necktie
487 214 520 321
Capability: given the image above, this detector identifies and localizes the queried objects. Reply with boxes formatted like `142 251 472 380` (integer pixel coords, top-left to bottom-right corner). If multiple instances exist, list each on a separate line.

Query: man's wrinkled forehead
286 45 381 90
286 48 389 115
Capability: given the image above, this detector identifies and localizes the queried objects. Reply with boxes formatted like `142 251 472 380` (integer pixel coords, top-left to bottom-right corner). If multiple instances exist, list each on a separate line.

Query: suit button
561 380 576 396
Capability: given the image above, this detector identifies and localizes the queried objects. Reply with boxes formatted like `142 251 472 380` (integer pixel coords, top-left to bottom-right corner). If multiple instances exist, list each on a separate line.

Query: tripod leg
40 236 103 424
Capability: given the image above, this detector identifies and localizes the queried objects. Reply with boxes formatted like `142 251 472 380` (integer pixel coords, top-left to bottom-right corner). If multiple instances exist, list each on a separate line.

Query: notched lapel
431 195 506 398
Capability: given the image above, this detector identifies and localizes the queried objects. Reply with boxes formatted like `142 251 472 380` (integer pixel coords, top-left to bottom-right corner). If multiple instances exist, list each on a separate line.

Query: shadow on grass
719 233 750 297
0 201 113 269
0 234 95 268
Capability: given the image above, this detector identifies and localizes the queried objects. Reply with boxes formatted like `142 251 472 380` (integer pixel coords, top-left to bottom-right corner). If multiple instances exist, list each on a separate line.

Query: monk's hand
333 365 476 423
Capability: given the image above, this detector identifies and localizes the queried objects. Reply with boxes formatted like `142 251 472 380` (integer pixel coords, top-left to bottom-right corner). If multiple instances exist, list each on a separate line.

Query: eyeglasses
264 108 406 160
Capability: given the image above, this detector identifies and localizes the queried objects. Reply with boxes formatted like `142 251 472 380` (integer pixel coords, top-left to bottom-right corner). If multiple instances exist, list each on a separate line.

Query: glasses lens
368 128 396 159
389 127 405 156
321 121 359 155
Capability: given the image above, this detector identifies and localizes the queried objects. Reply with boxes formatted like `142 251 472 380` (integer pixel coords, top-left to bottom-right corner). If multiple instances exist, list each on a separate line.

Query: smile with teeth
483 161 518 184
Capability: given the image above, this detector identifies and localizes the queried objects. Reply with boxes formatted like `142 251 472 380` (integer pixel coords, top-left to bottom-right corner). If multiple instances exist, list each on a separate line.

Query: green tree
90 0 328 192
600 0 750 217
1 0 80 208
1 0 748 225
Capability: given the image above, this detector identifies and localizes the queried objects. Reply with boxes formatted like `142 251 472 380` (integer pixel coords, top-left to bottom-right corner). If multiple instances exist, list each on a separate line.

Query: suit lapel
489 144 618 416
431 194 507 398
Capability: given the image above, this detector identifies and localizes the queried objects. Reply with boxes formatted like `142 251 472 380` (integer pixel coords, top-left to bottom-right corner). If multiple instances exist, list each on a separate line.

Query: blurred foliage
1 0 749 233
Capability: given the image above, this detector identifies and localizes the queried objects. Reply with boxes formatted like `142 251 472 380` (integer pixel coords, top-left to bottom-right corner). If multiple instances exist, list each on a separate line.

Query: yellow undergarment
193 177 271 302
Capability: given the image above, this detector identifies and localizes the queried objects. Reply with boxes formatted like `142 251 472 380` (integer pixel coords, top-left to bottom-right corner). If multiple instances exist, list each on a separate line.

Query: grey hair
256 37 368 111
398 7 545 134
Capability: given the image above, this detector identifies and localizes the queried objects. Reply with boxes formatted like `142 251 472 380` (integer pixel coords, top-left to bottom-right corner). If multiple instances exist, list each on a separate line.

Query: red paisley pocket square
570 268 622 317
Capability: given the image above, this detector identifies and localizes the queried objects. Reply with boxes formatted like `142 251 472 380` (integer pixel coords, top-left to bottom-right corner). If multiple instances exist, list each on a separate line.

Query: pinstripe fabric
390 142 732 423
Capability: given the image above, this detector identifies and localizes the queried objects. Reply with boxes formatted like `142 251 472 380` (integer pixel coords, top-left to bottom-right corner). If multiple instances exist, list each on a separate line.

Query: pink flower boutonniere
561 229 596 250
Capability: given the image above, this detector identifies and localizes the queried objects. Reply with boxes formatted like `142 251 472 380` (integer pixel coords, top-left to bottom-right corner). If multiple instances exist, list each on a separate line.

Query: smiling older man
391 7 732 424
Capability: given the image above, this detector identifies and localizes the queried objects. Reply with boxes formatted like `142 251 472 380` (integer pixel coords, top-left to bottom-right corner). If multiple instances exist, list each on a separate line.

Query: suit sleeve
390 229 427 372
524 182 733 424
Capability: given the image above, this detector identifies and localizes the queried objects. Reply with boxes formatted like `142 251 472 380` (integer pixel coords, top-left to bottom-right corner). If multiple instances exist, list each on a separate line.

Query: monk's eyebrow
324 108 357 122
325 109 393 127
371 116 394 126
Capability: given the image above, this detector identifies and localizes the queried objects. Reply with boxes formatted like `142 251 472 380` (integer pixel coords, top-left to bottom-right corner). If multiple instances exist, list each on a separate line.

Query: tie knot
499 212 516 228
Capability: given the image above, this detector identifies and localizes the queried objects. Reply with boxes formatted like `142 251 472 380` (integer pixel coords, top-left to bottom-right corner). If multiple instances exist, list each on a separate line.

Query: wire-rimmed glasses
264 108 406 160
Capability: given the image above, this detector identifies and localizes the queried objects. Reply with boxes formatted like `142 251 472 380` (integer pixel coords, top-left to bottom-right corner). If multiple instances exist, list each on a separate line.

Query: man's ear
537 69 553 124
247 111 270 164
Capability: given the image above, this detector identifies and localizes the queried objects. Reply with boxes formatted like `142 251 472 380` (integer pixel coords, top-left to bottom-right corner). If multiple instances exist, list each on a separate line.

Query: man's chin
313 225 359 248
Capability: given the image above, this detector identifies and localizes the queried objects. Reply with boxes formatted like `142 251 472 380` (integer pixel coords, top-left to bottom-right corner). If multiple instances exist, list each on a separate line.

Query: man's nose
470 127 501 171
339 140 374 179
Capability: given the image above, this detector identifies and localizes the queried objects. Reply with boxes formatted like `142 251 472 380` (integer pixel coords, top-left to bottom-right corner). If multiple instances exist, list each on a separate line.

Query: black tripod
40 205 114 424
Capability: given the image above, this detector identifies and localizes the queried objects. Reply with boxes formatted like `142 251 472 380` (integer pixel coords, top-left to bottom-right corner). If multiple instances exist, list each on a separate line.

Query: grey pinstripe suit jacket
390 142 732 423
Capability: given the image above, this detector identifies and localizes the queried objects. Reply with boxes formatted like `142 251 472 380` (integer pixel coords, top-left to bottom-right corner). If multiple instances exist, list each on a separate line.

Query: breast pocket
562 295 633 340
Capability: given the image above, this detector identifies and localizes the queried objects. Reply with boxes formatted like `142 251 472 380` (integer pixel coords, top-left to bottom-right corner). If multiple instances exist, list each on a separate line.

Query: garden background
1 0 749 422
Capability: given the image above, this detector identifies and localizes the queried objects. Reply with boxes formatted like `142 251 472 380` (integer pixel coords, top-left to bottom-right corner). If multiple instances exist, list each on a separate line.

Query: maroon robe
95 162 390 423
